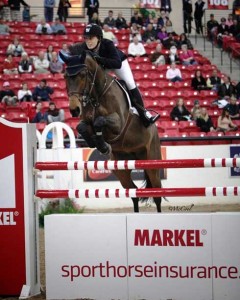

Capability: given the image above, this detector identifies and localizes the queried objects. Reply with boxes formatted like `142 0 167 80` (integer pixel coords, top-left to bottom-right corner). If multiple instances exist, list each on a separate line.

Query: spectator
157 9 168 27
191 70 207 90
142 23 156 43
49 51 63 74
18 52 33 73
194 0 206 34
44 0 55 22
33 50 50 74
130 10 143 27
229 18 240 37
58 42 69 64
130 23 142 41
144 13 154 28
102 24 118 44
179 44 197 65
226 13 234 27
0 16 10 35
57 0 71 22
196 107 216 132
218 76 236 99
157 26 169 42
228 96 240 120
191 99 201 120
45 44 54 61
32 79 54 101
127 35 147 57
85 0 99 24
183 0 193 34
47 101 65 123
216 105 238 132
8 0 29 21
217 17 229 47
236 81 240 99
166 62 182 82
115 11 128 29
206 14 218 40
165 17 174 34
178 33 193 50
103 10 115 28
0 0 8 20
35 18 53 34
162 32 178 49
6 37 24 57
90 12 102 26
166 45 180 64
149 43 166 66
161 0 172 13
206 69 222 91
22 6 30 21
3 54 18 74
17 82 32 102
31 101 48 123
233 0 240 21
0 81 18 106
170 98 191 121
51 17 67 35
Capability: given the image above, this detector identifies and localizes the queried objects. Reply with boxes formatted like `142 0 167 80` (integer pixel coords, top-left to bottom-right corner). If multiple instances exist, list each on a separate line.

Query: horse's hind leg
112 169 139 213
145 170 162 213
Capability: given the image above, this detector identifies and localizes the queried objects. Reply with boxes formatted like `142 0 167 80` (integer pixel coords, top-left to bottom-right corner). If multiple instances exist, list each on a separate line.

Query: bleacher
0 21 240 141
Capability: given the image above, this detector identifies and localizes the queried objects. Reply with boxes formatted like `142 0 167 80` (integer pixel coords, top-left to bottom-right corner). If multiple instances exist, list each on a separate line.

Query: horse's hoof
99 143 111 156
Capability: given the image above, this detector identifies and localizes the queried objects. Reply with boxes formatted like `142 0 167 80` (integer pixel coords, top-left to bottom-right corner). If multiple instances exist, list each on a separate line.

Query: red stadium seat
179 121 199 133
160 120 179 130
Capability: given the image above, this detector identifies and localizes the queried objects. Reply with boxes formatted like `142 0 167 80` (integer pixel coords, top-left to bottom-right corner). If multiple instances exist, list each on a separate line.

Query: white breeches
110 59 136 90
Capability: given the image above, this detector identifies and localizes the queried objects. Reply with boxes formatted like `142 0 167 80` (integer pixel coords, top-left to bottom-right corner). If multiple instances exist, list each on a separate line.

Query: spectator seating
0 21 239 140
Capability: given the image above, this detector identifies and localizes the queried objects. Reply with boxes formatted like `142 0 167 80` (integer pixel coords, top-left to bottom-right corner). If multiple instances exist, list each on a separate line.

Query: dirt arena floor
1 203 240 300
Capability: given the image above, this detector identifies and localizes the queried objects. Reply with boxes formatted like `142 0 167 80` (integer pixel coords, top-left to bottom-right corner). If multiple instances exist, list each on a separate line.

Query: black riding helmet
83 24 103 39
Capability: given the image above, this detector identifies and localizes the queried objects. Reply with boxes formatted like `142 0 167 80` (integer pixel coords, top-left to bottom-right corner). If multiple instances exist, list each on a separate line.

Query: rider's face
84 36 99 50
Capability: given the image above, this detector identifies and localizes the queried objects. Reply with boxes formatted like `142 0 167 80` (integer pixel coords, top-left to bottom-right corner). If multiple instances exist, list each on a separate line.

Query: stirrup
150 114 160 123
144 110 160 124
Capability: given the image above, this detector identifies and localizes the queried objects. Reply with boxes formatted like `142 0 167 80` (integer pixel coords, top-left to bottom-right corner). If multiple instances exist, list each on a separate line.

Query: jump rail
35 186 240 199
35 158 240 171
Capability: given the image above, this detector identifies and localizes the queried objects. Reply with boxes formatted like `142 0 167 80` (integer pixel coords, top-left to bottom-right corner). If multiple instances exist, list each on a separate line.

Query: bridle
66 59 115 109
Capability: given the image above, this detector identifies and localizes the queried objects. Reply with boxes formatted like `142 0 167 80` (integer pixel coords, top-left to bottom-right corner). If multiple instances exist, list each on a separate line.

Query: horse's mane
68 43 85 56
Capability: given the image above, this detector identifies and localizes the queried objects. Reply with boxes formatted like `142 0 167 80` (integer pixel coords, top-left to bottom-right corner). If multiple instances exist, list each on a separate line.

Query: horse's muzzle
70 107 80 117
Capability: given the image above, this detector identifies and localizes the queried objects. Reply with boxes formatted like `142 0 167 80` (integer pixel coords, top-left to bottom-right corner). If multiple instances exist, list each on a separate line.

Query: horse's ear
59 50 70 64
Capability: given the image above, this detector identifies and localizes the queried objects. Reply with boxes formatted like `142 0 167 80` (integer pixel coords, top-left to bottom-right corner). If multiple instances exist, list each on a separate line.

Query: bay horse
60 49 163 212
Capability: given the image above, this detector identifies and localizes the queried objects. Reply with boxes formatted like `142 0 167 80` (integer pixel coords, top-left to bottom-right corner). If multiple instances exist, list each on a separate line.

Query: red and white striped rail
35 158 240 171
35 186 240 199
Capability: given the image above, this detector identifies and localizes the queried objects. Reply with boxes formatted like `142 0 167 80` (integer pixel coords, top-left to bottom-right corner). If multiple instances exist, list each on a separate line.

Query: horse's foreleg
93 116 111 155
77 121 96 148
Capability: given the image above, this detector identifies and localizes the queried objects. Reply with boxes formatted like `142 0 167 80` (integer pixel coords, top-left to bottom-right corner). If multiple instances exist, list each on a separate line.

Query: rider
69 23 160 127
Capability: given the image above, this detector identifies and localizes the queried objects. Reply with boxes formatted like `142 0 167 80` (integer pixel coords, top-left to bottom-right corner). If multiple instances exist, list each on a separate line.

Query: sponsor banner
0 120 26 295
45 213 240 300
208 0 229 9
140 0 161 9
230 146 240 176
45 215 128 300
127 214 212 300
83 147 167 182
212 214 240 300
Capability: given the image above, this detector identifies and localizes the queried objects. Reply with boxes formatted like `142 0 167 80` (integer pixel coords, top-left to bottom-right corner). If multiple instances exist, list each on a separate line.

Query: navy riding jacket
76 39 127 70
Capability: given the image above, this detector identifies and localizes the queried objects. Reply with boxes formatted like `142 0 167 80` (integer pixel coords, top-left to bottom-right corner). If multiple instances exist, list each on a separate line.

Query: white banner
45 213 240 300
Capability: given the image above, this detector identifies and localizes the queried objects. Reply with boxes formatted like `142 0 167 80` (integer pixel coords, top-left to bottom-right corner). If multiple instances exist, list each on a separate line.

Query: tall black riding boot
130 87 160 127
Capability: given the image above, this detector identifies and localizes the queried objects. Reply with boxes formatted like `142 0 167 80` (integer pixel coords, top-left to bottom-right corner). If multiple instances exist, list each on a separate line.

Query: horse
60 49 163 212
